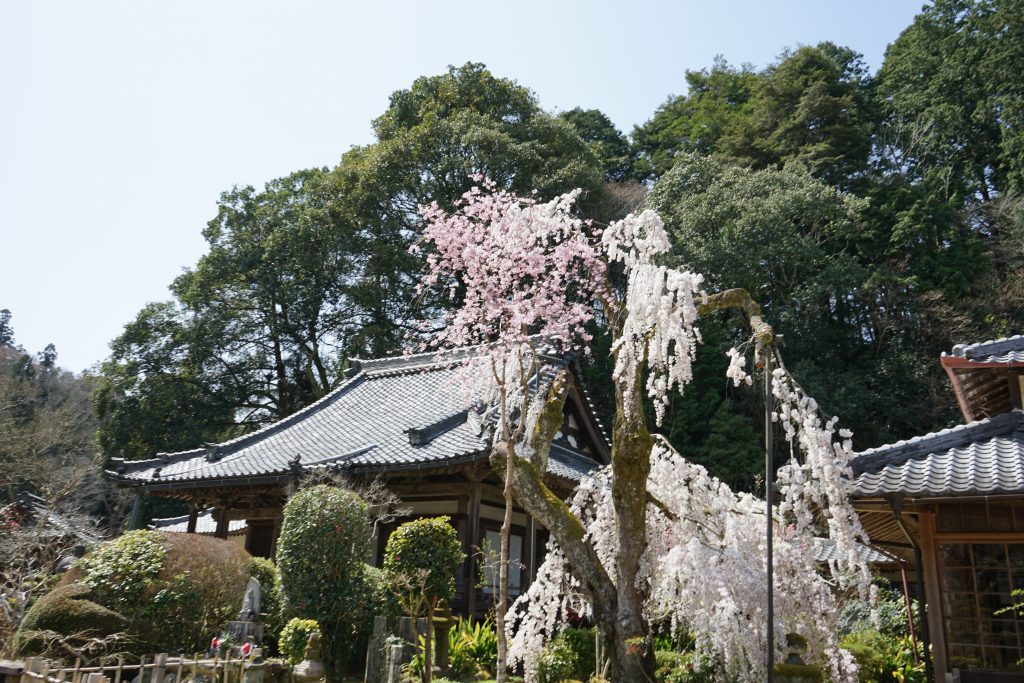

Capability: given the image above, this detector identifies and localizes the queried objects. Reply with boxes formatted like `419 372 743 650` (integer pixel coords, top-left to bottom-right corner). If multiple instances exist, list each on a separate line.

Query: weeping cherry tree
415 178 873 682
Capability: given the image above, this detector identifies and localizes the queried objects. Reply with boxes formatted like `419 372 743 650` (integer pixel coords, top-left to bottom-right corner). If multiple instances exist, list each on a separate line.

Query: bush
383 516 464 610
278 618 320 665
405 617 498 680
658 650 719 683
13 584 127 656
838 585 918 638
277 485 375 681
451 617 497 677
534 627 595 683
19 530 250 656
383 516 464 683
840 629 925 683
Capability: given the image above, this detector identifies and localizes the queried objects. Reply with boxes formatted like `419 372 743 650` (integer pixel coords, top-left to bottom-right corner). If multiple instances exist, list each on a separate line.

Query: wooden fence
16 652 272 683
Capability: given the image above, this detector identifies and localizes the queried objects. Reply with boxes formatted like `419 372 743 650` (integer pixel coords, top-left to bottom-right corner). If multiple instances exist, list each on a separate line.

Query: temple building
107 348 608 617
850 335 1024 682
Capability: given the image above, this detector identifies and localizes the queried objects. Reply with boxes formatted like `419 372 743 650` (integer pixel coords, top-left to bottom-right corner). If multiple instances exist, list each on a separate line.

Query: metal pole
764 346 774 681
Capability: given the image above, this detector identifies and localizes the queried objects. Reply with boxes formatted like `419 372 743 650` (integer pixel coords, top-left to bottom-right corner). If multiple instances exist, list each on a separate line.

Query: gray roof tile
150 509 246 534
946 334 1024 364
812 537 894 565
109 350 602 487
851 410 1024 498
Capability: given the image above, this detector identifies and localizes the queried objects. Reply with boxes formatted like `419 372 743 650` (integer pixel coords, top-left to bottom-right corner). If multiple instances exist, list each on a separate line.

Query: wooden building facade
850 335 1024 682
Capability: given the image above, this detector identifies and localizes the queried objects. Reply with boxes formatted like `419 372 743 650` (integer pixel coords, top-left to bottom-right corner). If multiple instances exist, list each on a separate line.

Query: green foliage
534 628 596 683
78 530 166 610
839 584 919 639
96 167 363 460
879 0 1024 199
654 650 718 683
278 617 320 665
23 531 249 655
406 617 499 680
277 485 375 679
633 57 758 180
13 583 127 656
558 107 636 182
840 630 925 683
383 516 464 610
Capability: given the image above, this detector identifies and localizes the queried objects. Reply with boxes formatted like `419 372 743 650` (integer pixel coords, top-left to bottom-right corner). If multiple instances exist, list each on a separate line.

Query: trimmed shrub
13 584 127 656
382 516 464 609
276 485 374 682
534 627 595 683
37 530 251 655
383 516 464 683
278 618 320 665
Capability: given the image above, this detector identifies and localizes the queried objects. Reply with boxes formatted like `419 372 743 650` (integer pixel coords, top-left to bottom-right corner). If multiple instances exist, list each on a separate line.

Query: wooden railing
17 651 267 683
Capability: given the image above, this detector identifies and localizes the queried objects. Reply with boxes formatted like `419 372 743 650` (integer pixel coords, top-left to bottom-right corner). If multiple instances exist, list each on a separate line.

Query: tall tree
878 0 1024 201
97 168 364 458
335 63 604 353
633 57 759 179
0 312 103 511
558 107 636 182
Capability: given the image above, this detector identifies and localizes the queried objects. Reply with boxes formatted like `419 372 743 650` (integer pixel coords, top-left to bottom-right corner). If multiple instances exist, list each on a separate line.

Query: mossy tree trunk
490 288 773 682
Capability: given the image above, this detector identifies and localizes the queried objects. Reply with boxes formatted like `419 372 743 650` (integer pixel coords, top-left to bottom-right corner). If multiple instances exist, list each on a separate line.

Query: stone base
225 620 264 645
292 659 324 681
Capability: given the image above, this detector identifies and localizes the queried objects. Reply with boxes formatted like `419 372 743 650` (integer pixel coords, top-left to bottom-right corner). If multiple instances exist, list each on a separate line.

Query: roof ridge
852 410 1024 475
946 334 1024 359
113 373 370 472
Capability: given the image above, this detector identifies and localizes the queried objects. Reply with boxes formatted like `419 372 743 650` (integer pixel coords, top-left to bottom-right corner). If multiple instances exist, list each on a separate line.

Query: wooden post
465 483 481 618
214 508 229 540
364 616 387 683
71 659 81 683
21 658 42 683
112 658 123 683
919 510 948 678
186 502 199 534
386 644 403 683
152 654 166 683
39 659 50 683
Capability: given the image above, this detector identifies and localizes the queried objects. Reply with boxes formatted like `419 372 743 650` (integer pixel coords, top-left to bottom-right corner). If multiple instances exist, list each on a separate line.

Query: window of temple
939 542 1024 670
483 529 523 596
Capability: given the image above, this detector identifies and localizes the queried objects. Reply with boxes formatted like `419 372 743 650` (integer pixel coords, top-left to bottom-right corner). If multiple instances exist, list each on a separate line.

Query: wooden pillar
214 507 230 540
128 489 143 530
186 501 198 534
465 483 481 618
918 510 948 678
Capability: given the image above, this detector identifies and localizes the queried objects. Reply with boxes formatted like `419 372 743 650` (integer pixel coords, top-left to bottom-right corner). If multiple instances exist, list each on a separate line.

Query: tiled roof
150 509 246 535
108 349 603 488
850 410 1024 498
811 538 894 565
945 335 1024 364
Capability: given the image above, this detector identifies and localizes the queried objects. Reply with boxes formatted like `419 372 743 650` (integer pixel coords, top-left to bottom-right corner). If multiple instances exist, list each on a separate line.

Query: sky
0 0 924 374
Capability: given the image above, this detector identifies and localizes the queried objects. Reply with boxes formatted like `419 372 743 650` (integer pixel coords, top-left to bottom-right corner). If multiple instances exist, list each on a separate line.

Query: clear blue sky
0 0 924 373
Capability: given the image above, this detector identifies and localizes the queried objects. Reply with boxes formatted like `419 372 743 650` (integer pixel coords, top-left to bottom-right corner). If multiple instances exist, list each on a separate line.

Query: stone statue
238 577 261 621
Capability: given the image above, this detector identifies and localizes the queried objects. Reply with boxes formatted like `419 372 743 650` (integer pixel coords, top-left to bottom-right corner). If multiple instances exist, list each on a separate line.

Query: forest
3 0 1023 519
